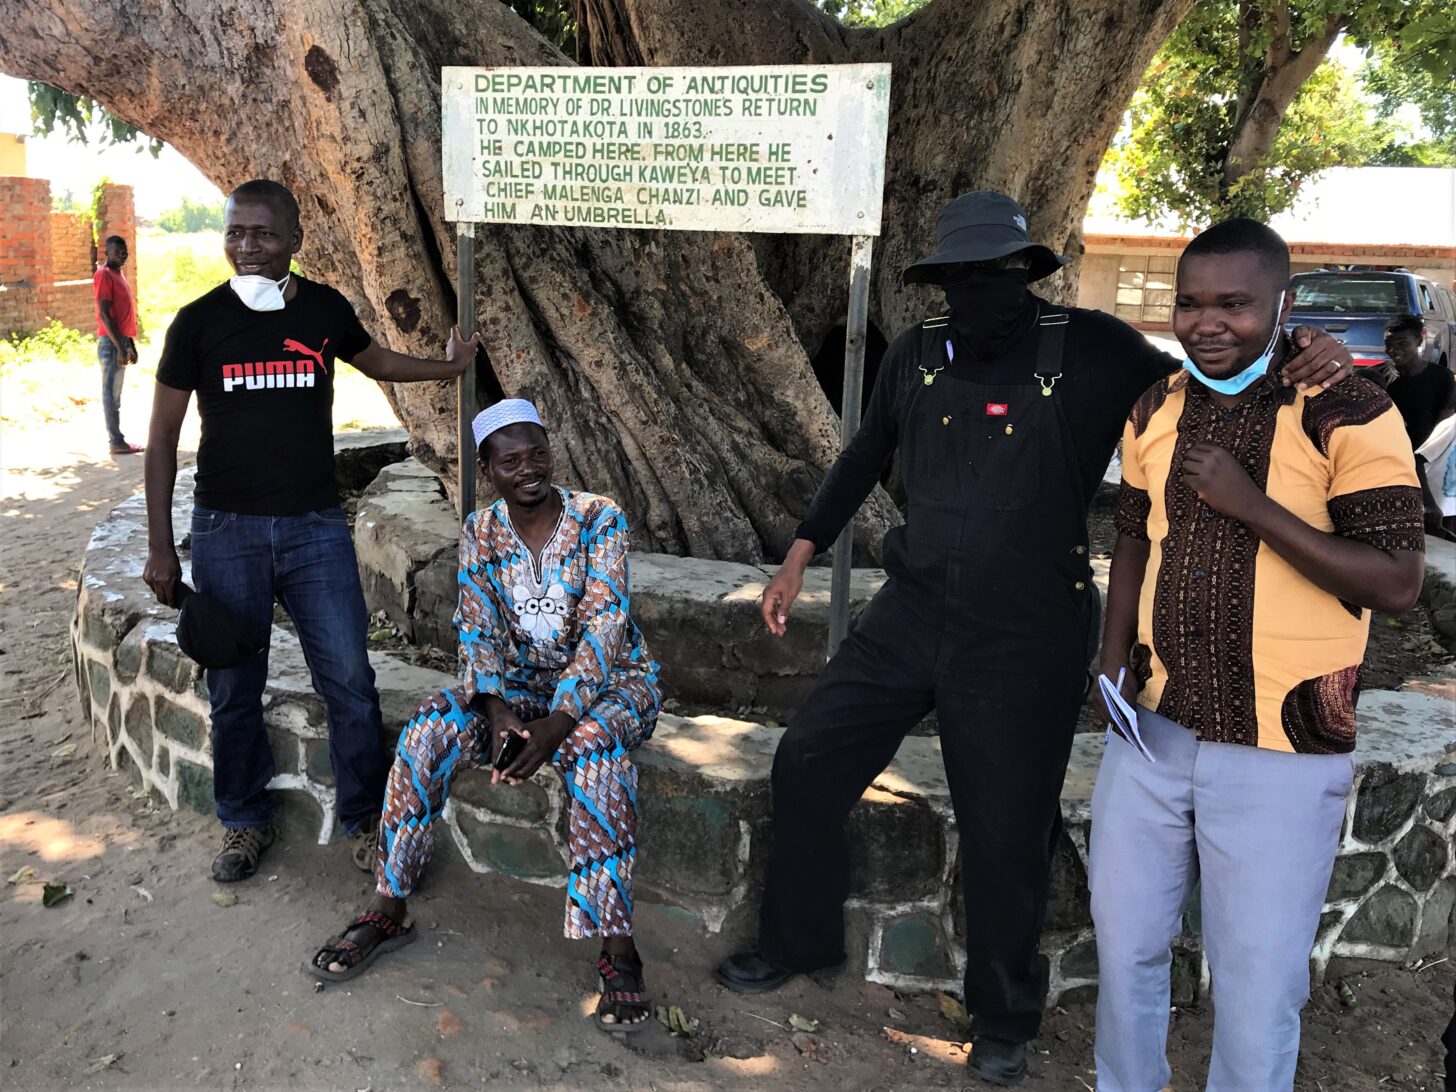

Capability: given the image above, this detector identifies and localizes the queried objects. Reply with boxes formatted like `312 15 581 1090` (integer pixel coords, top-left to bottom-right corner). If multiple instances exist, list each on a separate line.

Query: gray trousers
1088 707 1353 1092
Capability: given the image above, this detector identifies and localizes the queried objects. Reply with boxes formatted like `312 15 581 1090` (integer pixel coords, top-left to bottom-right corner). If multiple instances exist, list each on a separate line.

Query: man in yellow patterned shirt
1090 218 1426 1092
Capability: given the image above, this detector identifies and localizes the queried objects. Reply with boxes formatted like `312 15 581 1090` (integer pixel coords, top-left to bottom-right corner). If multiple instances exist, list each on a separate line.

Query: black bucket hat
903 191 1068 285
175 582 268 670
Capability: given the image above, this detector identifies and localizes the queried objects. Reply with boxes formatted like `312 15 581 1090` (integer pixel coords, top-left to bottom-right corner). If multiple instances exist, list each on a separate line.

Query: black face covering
943 268 1035 356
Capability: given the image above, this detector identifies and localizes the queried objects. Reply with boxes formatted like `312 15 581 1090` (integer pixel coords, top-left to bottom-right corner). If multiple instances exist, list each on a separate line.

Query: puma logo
221 337 330 393
282 338 328 371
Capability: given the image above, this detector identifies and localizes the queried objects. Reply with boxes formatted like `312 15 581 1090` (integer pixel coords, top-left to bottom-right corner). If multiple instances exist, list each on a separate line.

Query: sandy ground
1 376 1453 1091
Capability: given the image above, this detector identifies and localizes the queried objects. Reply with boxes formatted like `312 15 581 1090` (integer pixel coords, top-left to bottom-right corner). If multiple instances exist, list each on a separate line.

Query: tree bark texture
574 0 1197 376
1 0 1194 563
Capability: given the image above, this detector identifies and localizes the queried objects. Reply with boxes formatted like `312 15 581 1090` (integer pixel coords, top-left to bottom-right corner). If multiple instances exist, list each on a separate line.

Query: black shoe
713 949 845 994
967 1037 1028 1086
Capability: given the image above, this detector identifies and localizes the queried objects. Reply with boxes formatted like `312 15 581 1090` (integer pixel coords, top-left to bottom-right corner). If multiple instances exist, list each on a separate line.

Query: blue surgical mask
1180 291 1286 396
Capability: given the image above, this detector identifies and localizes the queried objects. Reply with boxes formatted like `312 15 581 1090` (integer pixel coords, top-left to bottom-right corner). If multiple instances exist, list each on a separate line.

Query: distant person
141 179 478 883
1385 314 1456 449
1092 219 1425 1092
309 401 661 1034
94 235 140 456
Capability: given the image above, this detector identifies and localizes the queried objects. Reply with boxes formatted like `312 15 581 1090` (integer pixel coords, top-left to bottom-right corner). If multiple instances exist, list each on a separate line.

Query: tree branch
1223 7 1349 192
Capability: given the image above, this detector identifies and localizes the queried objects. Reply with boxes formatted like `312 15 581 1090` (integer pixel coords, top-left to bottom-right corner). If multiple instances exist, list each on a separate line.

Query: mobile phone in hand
493 730 526 772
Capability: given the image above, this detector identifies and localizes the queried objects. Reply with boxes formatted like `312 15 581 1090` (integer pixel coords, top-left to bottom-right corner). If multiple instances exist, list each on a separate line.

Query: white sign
442 64 891 236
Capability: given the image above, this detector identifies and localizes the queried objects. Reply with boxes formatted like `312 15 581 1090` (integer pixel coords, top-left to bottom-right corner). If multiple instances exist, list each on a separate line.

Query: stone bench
353 458 897 721
70 434 1456 1004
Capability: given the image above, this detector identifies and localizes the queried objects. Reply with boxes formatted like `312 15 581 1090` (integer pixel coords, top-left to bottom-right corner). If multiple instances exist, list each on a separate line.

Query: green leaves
816 0 930 28
42 883 74 908
1105 0 1456 226
27 82 163 157
1361 44 1456 166
157 197 225 234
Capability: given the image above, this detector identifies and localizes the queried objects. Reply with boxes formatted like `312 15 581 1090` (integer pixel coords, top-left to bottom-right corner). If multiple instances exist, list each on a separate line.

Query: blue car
1288 269 1456 375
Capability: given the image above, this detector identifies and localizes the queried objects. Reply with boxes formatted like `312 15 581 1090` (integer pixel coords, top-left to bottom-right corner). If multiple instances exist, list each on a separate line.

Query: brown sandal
349 817 380 873
307 911 415 982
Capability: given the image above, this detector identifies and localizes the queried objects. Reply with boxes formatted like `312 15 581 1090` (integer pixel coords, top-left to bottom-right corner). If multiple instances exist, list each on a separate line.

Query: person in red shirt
94 235 141 455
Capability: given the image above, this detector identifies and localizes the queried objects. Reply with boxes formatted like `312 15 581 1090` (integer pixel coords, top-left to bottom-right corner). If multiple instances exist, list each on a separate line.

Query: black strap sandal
595 951 652 1034
307 911 416 982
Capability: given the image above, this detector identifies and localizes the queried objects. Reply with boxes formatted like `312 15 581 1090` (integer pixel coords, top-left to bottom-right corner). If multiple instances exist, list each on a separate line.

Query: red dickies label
986 403 1009 416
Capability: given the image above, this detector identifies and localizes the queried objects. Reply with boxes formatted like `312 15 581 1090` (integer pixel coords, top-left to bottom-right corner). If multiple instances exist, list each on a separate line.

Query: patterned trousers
375 685 651 938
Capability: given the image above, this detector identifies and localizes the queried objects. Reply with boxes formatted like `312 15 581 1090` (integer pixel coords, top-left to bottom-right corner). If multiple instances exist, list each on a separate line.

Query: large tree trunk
0 0 1194 564
575 0 1197 368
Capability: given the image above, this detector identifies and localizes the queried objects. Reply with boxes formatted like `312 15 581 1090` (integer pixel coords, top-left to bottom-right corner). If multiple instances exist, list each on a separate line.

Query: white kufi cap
471 398 544 449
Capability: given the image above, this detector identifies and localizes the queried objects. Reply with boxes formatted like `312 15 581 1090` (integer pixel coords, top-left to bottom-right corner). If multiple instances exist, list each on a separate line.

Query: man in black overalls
715 192 1356 1085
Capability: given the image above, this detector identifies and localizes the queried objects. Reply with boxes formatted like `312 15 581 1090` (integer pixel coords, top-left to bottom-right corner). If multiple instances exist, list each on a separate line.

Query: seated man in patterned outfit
309 399 661 1032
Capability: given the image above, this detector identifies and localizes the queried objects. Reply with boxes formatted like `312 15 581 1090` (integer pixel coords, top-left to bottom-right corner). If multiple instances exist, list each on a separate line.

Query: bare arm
1237 495 1423 612
1099 533 1150 678
350 326 478 383
1097 470 1154 716
760 538 816 636
142 383 191 607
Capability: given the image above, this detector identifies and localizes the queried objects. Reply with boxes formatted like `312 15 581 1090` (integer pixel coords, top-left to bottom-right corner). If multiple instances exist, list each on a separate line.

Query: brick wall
0 178 136 338
0 283 41 337
49 283 98 333
51 211 95 281
0 177 53 289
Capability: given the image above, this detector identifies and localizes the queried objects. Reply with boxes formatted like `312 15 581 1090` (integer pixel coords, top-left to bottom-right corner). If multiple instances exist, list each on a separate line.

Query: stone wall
71 438 1456 1004
354 459 891 721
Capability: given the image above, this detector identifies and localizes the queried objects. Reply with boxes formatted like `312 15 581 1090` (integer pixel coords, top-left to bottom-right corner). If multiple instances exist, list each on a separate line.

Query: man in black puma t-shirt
142 179 479 883
157 276 371 514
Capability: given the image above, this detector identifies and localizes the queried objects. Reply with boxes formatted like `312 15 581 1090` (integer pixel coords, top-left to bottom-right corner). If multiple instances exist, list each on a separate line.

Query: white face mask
229 272 291 312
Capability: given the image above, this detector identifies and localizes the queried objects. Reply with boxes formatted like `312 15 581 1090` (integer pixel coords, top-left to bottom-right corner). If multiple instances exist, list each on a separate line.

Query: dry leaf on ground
938 991 972 1032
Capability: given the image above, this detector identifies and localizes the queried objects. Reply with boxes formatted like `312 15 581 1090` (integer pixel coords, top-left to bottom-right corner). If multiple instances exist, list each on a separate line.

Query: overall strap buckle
1035 309 1068 396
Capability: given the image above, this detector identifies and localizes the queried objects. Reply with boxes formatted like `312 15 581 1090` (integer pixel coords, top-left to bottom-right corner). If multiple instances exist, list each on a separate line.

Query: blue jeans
189 505 388 833
97 337 128 447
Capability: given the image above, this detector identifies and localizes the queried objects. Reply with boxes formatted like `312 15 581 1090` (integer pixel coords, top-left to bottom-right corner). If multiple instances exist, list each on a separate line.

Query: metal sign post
827 234 874 657
455 222 477 523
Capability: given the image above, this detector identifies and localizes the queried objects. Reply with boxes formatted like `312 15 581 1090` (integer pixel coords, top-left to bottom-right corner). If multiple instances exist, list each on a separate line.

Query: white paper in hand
1099 669 1155 763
